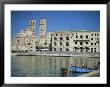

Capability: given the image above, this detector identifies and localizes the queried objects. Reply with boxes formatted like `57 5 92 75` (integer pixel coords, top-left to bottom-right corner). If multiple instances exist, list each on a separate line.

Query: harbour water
11 55 99 77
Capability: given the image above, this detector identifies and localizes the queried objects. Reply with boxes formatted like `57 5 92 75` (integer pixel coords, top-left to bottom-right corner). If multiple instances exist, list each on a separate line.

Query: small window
91 33 93 36
61 34 62 36
80 35 83 38
86 35 88 38
91 43 93 45
91 38 93 40
60 42 62 46
94 48 96 52
66 37 69 40
75 42 77 44
80 42 83 45
95 34 96 36
60 48 62 51
66 42 69 46
91 48 93 52
76 35 78 38
54 42 57 46
60 37 63 40
94 43 96 45
86 42 88 44
54 37 57 40
97 34 98 36
56 34 57 36
54 48 56 51
66 48 69 51
97 38 99 40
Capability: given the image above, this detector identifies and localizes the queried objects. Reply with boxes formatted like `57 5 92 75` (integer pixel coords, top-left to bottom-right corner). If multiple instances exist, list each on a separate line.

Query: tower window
91 33 93 36
91 38 93 40
56 34 57 36
91 43 93 45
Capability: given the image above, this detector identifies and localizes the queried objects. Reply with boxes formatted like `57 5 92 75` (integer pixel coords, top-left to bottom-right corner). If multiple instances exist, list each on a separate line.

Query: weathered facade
47 30 100 52
11 18 100 53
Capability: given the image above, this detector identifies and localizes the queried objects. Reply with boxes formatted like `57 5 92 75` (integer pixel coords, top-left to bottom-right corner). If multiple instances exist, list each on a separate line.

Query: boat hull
68 66 95 73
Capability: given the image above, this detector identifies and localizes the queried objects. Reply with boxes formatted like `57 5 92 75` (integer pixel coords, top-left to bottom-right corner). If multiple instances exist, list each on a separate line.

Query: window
86 42 88 44
54 37 57 40
86 35 88 38
54 48 56 51
66 48 69 51
91 33 93 36
60 42 62 46
60 37 63 40
80 42 83 45
91 43 93 45
17 40 19 42
91 48 93 52
97 38 99 40
56 34 57 36
60 48 62 51
66 42 69 46
80 35 83 38
66 37 69 40
94 48 96 52
91 38 93 40
75 42 77 44
61 34 62 36
94 43 96 45
95 34 96 36
76 35 78 38
54 42 57 46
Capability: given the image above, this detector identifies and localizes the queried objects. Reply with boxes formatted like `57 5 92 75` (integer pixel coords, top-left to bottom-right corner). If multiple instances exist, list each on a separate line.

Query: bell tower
39 18 46 38
29 19 36 35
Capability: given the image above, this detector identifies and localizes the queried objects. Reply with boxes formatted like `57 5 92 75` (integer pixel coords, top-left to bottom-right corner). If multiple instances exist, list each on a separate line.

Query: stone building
11 18 49 52
11 18 100 53
47 30 100 52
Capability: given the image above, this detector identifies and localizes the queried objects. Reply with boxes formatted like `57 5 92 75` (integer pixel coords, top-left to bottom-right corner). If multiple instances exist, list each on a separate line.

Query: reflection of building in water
11 18 100 53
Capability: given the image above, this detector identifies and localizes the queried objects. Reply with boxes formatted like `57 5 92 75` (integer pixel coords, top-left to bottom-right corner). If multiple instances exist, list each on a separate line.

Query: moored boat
68 66 95 73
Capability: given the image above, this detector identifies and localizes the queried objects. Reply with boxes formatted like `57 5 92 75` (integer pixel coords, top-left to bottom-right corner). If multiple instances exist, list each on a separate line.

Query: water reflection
11 55 99 77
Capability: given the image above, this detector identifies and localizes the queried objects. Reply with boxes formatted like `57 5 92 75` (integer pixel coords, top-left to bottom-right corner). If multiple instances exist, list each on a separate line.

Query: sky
11 11 100 36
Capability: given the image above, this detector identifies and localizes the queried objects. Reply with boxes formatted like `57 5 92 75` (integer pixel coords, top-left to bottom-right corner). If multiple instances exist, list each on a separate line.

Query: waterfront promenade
12 51 100 57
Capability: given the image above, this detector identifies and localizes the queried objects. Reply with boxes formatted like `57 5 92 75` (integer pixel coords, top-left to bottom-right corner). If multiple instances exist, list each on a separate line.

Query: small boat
68 66 95 73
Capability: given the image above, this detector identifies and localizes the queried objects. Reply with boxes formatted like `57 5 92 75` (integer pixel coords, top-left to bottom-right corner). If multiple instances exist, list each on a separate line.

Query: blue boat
68 66 95 73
